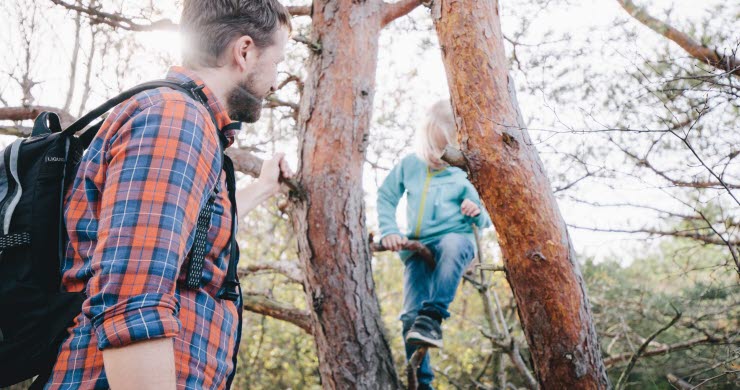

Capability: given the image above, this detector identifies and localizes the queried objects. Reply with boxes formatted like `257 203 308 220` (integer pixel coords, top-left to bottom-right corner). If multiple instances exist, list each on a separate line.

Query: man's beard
227 75 264 123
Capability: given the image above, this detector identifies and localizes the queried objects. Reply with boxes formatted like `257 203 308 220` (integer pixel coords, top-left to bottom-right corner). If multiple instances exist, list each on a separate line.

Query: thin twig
615 305 682 389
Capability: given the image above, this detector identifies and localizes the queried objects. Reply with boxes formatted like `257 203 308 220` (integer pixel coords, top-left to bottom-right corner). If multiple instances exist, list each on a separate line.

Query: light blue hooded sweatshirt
377 154 492 260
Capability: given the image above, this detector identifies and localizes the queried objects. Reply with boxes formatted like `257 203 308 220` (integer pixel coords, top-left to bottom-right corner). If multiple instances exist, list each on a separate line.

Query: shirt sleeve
377 160 406 240
83 98 220 350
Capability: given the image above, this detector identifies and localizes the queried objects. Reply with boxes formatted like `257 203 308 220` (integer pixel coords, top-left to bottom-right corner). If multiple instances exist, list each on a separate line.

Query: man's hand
256 153 294 196
381 234 408 251
461 199 481 217
237 153 294 218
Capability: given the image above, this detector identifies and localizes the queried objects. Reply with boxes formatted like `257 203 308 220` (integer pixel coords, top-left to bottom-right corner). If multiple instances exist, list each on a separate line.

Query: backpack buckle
216 280 241 301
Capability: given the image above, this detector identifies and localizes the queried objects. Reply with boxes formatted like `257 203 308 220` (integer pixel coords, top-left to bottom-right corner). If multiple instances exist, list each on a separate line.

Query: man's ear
232 35 255 72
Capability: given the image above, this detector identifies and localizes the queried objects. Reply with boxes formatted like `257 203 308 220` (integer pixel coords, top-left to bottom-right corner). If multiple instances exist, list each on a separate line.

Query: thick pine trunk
431 0 610 388
290 1 401 388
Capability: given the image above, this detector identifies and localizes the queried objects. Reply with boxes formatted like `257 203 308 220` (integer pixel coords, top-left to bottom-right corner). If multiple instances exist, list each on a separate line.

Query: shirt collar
165 66 239 147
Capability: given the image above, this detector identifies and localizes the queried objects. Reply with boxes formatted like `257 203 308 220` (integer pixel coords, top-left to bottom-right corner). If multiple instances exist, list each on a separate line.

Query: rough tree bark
287 0 418 388
432 0 610 388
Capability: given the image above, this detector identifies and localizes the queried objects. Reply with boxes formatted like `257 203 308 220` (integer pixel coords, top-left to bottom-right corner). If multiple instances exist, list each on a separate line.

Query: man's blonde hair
415 99 458 168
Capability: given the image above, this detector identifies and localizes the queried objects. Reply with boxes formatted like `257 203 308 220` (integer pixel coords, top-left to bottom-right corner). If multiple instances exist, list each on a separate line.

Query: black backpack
0 81 243 387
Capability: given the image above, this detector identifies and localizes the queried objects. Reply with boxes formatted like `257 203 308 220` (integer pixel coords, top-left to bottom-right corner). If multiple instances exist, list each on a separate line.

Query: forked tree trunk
290 0 401 388
431 0 610 388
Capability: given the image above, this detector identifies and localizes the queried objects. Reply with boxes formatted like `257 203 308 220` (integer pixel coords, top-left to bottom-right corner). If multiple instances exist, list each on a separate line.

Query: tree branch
603 336 723 368
381 0 423 28
616 0 739 76
0 106 75 126
62 0 83 114
49 0 178 31
286 5 311 17
368 234 436 268
225 147 303 197
265 95 299 111
0 125 32 138
615 306 682 389
50 0 311 33
665 373 693 390
238 260 304 284
292 35 322 53
614 139 740 190
441 145 468 169
568 224 739 246
242 292 313 334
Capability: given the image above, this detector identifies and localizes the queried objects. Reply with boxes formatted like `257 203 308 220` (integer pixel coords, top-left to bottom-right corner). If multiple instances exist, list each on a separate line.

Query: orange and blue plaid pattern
44 67 241 389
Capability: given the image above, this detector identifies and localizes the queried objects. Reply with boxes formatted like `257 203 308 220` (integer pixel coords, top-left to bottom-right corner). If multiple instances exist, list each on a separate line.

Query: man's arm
103 338 176 390
462 180 492 228
236 153 293 218
85 99 219 388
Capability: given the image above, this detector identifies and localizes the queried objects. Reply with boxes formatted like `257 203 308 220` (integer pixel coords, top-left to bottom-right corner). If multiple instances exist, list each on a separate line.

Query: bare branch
49 0 178 31
78 19 100 116
225 147 302 196
568 224 739 246
292 35 322 53
616 0 739 76
0 106 75 125
50 0 312 34
368 234 436 268
276 74 303 93
286 5 311 17
242 292 313 334
265 95 299 111
615 306 682 389
407 346 429 390
666 373 693 390
0 125 32 138
441 145 468 169
238 260 304 284
381 0 422 28
612 138 740 190
62 0 83 113
604 336 725 368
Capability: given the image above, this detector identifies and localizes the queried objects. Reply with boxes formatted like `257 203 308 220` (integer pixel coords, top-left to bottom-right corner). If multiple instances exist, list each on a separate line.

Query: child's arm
377 161 406 241
462 181 493 228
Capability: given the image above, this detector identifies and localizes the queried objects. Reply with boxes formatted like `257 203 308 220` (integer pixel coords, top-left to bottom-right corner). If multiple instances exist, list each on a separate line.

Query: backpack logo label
45 156 65 163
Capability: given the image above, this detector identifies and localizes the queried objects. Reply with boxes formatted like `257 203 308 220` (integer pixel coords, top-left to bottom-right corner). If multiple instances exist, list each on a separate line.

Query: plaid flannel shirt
45 67 241 389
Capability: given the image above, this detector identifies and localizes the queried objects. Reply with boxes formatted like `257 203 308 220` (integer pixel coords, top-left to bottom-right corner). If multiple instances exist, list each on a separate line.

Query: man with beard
43 1 292 389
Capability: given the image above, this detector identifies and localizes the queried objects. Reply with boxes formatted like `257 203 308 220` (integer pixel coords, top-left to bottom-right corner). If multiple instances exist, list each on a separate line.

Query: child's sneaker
405 315 443 348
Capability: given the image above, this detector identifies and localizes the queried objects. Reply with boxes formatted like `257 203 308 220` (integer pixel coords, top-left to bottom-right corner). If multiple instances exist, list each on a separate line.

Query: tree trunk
431 0 610 388
290 1 401 388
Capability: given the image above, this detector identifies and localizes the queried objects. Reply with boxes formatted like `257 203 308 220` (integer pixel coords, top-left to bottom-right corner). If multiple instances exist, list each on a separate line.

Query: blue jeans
400 233 475 386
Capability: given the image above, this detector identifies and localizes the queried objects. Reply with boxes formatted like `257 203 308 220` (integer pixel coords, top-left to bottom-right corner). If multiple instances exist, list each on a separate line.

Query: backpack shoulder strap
184 126 242 301
216 150 241 301
62 80 212 137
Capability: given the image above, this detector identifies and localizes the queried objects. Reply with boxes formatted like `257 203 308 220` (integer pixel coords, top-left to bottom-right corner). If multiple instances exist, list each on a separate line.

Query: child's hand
461 199 481 217
381 234 408 251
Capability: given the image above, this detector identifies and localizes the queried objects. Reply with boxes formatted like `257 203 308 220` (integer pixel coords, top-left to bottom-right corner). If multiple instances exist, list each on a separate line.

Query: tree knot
526 250 547 262
502 132 519 149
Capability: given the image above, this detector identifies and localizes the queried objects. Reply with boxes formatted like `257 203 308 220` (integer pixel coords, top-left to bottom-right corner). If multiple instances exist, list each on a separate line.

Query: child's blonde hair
415 99 459 169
